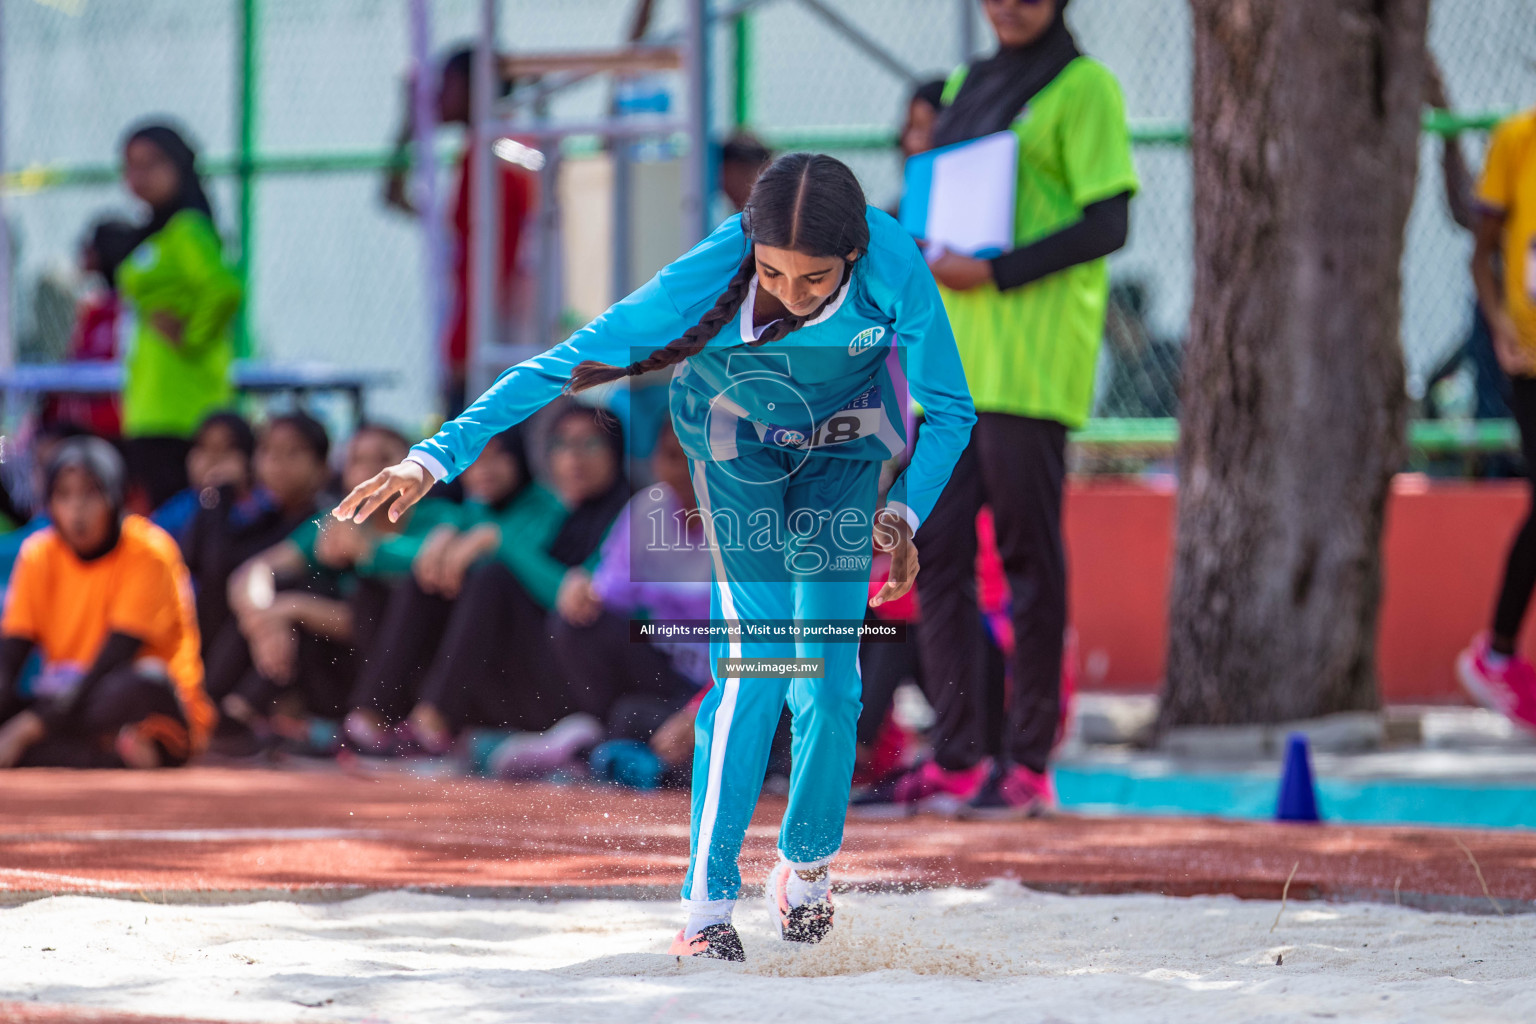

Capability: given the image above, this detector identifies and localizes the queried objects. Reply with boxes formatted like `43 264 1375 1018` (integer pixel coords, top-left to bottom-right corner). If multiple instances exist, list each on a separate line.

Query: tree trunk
1160 0 1428 728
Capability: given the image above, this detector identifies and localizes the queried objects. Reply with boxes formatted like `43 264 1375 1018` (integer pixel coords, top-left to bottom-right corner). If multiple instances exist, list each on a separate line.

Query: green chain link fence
3 0 1534 453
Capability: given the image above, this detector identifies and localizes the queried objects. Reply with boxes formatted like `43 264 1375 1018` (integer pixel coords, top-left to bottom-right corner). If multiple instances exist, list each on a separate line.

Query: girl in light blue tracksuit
335 153 974 961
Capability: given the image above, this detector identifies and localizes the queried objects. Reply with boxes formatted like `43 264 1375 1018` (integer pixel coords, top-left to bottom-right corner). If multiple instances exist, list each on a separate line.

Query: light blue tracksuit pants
682 448 880 911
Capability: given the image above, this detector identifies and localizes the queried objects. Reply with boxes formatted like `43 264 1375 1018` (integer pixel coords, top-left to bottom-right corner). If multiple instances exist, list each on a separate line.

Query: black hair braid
565 151 868 395
566 250 757 393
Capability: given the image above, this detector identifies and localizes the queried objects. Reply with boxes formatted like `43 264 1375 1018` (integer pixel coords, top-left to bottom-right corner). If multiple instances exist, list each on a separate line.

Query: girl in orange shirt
0 438 211 768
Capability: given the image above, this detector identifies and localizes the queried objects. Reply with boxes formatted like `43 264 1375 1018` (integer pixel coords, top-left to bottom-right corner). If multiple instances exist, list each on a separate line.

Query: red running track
1 766 1532 913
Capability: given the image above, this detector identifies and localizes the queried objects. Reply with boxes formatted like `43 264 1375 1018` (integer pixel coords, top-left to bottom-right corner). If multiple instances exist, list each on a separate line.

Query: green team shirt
290 487 577 609
938 56 1138 427
116 210 241 438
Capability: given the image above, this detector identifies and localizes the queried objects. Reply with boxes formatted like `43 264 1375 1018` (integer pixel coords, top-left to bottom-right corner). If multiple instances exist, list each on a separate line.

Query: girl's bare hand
870 510 918 607
334 460 432 524
928 251 992 292
316 519 370 569
1493 315 1533 377
249 620 297 685
556 569 602 627
412 527 455 593
149 311 186 347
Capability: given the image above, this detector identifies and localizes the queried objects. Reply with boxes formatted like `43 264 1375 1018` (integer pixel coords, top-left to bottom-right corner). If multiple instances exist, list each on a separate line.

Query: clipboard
899 130 1018 258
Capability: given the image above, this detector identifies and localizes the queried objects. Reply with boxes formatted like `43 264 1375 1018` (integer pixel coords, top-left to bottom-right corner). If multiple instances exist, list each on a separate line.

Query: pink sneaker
960 764 1056 820
851 759 991 817
1457 634 1536 732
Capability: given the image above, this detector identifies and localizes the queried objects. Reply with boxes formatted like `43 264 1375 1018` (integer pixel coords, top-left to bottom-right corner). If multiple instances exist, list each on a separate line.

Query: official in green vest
117 123 241 510
891 0 1138 816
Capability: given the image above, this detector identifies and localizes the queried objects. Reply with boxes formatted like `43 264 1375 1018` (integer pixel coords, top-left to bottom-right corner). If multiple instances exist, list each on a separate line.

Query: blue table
0 361 394 428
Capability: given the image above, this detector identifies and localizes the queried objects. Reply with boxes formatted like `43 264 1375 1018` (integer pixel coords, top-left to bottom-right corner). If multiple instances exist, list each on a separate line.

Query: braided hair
566 153 870 394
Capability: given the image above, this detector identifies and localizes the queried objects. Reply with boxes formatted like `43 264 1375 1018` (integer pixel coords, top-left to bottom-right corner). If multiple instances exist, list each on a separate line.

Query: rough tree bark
1160 0 1429 728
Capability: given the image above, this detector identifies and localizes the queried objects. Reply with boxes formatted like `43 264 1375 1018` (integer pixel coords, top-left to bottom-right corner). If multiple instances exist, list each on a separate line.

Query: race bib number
759 384 881 450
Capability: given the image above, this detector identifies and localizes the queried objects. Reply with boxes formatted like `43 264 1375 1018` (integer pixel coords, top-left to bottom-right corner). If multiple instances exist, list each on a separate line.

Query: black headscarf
45 436 127 560
123 123 215 250
930 0 1080 149
546 406 630 568
483 427 532 513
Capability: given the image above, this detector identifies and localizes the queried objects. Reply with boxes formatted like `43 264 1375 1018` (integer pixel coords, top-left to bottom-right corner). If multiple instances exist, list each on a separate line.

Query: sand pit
2 884 1531 1023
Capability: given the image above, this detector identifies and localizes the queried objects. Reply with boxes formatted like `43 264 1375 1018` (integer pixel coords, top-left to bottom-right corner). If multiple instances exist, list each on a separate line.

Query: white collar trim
739 266 850 343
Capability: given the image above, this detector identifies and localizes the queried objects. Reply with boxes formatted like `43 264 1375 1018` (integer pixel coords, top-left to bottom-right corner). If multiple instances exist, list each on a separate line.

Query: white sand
1 884 1531 1023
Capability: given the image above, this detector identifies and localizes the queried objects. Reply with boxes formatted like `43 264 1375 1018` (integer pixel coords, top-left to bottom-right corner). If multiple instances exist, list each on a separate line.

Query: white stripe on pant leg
690 459 742 905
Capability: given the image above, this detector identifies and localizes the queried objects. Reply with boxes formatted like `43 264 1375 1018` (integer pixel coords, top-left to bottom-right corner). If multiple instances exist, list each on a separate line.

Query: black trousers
347 578 456 724
856 616 921 749
550 609 697 738
10 668 189 768
207 580 390 721
1493 377 1536 640
418 561 571 732
122 436 192 512
915 413 1067 774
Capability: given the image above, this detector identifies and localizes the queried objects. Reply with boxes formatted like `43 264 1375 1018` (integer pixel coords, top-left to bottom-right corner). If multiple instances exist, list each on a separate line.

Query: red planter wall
1062 476 1528 704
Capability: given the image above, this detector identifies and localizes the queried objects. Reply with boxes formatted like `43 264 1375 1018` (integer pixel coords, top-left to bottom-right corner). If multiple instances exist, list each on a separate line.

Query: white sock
684 906 733 938
784 864 831 907
1487 649 1511 669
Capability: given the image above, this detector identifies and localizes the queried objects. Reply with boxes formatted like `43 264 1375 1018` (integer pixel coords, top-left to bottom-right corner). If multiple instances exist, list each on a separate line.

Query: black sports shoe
669 921 746 961
765 860 834 944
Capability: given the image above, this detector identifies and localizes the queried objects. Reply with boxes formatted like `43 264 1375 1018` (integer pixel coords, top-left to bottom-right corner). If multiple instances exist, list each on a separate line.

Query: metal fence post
533 93 563 355
236 0 258 357
610 128 633 304
469 0 500 387
732 11 752 128
408 0 448 401
681 0 710 247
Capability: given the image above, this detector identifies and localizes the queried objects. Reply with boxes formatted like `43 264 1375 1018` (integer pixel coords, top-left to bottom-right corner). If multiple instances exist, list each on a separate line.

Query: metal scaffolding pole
680 0 710 247
532 92 564 355
468 0 500 392
0 0 11 373
610 129 634 305
408 0 449 405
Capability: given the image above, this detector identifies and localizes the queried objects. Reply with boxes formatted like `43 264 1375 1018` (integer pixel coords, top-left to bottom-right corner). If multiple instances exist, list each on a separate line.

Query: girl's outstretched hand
870 509 918 607
334 460 432 524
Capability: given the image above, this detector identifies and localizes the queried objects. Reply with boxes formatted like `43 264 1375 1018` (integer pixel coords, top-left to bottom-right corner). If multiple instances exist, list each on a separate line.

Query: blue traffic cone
1275 732 1322 822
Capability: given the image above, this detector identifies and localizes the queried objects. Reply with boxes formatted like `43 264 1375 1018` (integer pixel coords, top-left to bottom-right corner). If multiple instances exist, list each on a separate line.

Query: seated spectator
0 438 213 768
0 422 91 594
181 412 329 653
0 475 25 537
406 404 630 752
41 217 137 438
342 426 560 753
491 422 712 778
153 410 257 543
213 424 408 749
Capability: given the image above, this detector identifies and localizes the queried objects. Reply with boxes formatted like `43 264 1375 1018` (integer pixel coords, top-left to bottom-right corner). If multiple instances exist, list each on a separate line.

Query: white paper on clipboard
902 130 1018 258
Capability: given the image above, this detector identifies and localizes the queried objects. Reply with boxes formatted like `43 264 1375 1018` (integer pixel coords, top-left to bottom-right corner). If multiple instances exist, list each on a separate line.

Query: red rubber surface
1 766 1532 908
